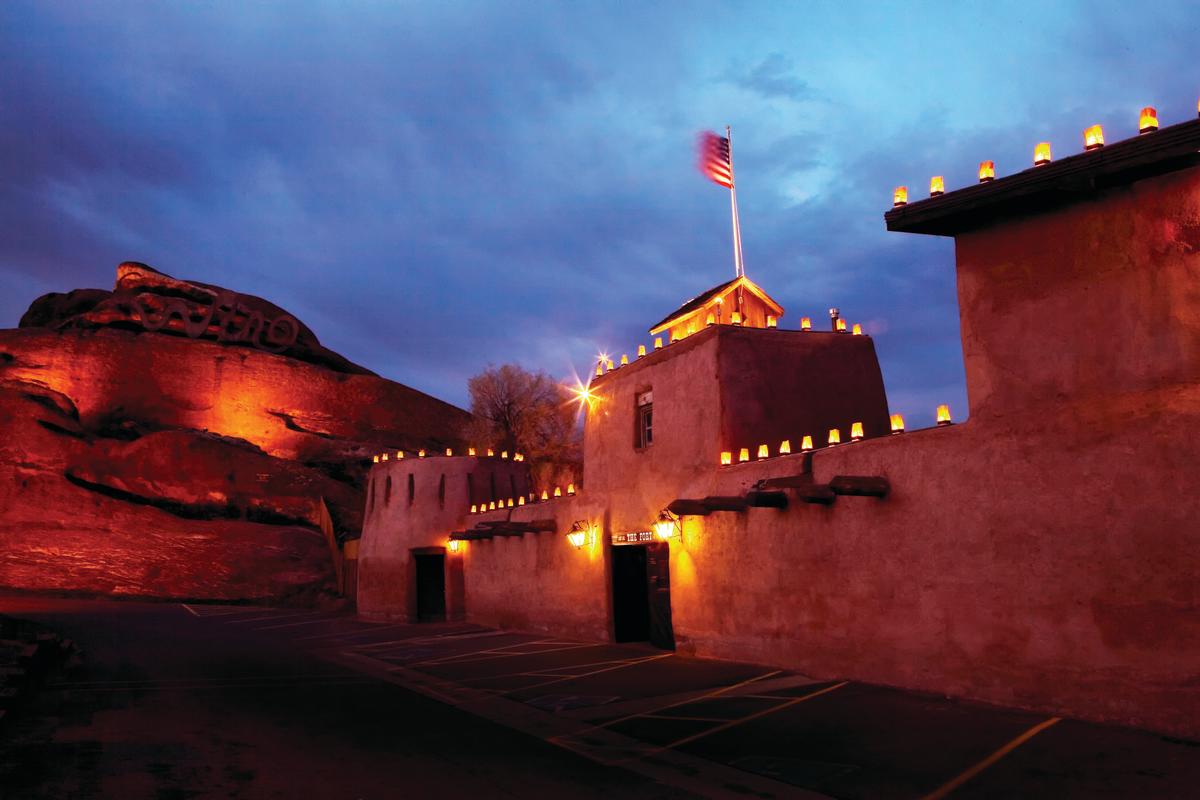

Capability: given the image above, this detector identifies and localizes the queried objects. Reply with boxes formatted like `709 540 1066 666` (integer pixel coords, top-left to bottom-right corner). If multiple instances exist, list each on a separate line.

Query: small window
407 473 415 506
636 390 653 449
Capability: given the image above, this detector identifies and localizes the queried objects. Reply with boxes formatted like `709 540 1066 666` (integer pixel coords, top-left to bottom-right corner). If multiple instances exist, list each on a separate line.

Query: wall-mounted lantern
448 539 462 554
653 509 681 541
566 520 589 549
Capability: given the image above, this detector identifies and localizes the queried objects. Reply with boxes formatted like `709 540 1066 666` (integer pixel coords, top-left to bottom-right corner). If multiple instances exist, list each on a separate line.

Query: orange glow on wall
852 323 863 335
720 450 732 465
979 160 995 182
766 315 777 328
890 413 905 434
801 435 813 451
836 318 847 332
1083 124 1104 151
937 403 953 426
893 186 908 207
757 444 769 458
828 428 841 445
779 439 791 454
1034 142 1052 166
738 447 750 463
1139 107 1159 134
929 175 944 196
850 421 864 441
638 344 646 357
800 316 811 330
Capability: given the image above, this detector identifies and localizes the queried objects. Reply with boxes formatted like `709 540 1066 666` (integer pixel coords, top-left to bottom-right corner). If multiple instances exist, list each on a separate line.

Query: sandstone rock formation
0 264 470 603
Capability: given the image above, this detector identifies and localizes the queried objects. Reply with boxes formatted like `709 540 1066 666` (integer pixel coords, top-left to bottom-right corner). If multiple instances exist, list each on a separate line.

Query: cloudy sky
3 1 1197 424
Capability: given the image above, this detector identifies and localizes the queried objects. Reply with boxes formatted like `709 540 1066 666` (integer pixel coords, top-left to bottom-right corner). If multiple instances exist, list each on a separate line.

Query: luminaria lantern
567 483 576 495
979 160 995 182
1034 142 1052 166
766 315 777 328
738 447 750 463
836 318 847 333
852 323 863 335
936 404 953 426
929 175 944 196
1139 107 1158 134
801 435 813 452
468 447 476 456
654 337 663 349
828 428 841 446
554 486 562 497
890 413 905 434
620 354 629 366
757 444 769 459
720 451 733 466
800 316 812 331
1083 125 1104 151
638 344 646 357
381 453 388 461
779 439 791 455
893 186 908 207
850 422 864 441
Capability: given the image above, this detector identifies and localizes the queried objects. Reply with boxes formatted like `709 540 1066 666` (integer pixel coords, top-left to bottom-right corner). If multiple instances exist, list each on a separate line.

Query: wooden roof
884 118 1200 237
648 275 784 335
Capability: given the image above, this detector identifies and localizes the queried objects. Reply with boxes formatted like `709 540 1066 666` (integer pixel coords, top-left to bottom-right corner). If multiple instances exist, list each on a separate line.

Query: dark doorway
611 542 674 649
414 553 446 622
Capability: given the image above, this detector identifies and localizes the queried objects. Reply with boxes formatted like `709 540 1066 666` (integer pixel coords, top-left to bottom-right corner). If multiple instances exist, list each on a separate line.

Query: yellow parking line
507 653 673 694
649 681 849 755
641 714 730 723
591 669 782 731
920 716 1061 800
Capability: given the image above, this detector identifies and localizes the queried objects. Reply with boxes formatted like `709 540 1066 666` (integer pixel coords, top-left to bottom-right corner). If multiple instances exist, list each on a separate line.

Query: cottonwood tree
463 364 581 489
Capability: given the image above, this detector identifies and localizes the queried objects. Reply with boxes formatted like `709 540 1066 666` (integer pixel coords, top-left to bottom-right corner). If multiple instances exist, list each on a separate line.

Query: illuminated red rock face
0 264 471 603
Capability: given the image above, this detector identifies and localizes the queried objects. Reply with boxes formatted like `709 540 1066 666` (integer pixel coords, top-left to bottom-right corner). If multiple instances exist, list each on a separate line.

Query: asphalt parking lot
183 602 1200 799
5 597 1198 799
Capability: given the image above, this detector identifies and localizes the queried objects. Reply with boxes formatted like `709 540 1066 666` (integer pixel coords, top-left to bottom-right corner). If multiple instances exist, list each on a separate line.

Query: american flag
698 131 733 189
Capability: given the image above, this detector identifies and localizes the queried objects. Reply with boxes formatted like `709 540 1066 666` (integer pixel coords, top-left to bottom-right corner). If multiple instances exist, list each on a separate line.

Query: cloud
727 53 814 102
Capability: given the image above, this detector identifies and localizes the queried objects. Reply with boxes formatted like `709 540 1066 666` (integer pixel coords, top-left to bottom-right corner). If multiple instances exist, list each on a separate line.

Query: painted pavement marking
226 611 319 625
503 653 674 695
919 716 1062 800
253 616 344 631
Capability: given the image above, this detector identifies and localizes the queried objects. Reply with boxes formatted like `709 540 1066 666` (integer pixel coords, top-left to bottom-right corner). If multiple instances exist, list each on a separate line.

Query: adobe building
358 114 1200 738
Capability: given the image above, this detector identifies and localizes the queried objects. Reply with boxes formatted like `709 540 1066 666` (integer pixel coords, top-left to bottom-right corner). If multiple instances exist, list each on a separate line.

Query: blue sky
2 1 1197 425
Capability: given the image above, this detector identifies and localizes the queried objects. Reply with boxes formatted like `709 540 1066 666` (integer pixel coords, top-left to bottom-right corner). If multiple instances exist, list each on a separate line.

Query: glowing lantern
554 486 562 497
638 344 646 358
979 160 995 182
620 354 629 365
566 521 588 549
738 447 750 463
779 439 791 455
488 501 496 510
850 422 864 441
1083 125 1104 151
381 453 388 462
518 496 525 506
1139 107 1158 134
487 449 494 457
936 404 953 426
418 449 426 458
893 186 908 207
1034 142 1052 166
757 444 769 459
373 455 379 463
720 451 732 465
890 413 905 434
653 509 680 541
501 450 508 459
1197 96 1200 117
766 315 777 328
836 318 847 333
929 176 944 196
828 428 841 446
515 453 524 461
541 490 549 501
396 451 404 460
567 483 576 495
507 498 514 508
852 323 863 335
446 448 453 456
468 447 476 456
706 312 716 325
731 311 743 325
800 317 812 331
801 435 813 452
470 504 477 513
607 359 614 370
654 337 663 349
595 363 603 376
448 539 461 554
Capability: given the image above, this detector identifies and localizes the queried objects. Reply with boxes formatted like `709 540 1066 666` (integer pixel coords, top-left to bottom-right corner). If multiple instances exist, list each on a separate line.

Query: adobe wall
356 455 531 620
955 166 1200 422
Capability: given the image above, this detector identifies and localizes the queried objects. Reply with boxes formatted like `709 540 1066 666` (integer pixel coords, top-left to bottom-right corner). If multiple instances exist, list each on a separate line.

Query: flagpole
727 125 745 278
